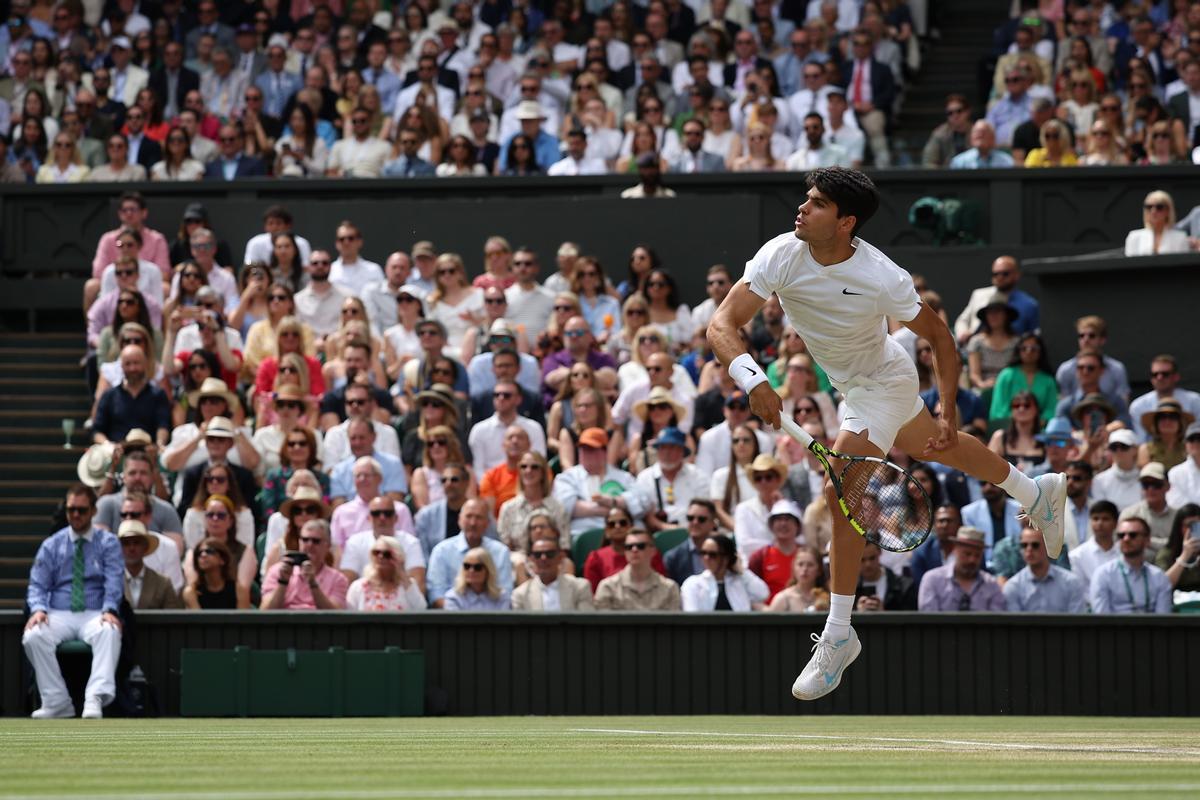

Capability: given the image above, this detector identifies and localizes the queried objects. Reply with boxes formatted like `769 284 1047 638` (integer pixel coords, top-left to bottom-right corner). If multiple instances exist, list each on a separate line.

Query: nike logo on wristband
743 366 758 376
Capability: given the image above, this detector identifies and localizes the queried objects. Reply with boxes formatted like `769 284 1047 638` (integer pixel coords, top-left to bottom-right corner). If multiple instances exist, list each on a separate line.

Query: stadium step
0 330 83 603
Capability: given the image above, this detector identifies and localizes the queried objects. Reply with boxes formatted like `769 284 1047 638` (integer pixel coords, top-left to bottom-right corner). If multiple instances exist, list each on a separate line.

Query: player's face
794 187 852 244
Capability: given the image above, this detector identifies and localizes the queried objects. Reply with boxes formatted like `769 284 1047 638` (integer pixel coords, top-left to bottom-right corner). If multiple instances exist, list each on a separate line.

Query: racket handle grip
779 415 815 448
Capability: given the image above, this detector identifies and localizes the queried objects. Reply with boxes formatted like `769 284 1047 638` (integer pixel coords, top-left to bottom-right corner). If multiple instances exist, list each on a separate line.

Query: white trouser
22 610 120 710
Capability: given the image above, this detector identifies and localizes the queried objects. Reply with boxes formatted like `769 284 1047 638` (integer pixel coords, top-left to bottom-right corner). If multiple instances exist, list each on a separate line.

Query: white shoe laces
807 632 836 674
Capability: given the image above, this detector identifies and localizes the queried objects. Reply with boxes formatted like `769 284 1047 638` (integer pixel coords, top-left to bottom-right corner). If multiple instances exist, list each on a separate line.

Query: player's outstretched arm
708 283 782 428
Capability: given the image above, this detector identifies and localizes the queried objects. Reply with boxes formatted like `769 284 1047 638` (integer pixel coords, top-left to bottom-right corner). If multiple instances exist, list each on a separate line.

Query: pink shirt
329 496 415 549
261 561 349 609
92 227 172 280
87 289 164 347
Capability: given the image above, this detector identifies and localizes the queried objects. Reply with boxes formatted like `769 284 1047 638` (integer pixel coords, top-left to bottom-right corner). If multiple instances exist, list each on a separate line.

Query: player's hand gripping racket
779 416 933 552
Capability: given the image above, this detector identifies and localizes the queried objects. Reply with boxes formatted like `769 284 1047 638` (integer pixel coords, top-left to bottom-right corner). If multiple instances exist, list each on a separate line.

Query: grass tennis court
1 715 1197 799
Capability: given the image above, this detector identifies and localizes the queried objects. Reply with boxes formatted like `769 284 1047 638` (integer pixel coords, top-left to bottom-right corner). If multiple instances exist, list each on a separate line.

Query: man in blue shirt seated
1002 527 1087 612
23 485 124 719
1089 516 1173 613
426 498 512 607
948 120 1015 169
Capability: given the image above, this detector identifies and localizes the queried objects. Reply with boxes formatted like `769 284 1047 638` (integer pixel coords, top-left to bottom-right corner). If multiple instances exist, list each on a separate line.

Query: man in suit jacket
663 499 719 585
124 106 163 172
668 118 727 172
149 41 200 119
203 124 267 181
1168 61 1200 150
839 30 896 166
512 537 595 610
186 0 236 60
108 37 150 108
724 30 771 91
118 520 182 610
961 482 1023 569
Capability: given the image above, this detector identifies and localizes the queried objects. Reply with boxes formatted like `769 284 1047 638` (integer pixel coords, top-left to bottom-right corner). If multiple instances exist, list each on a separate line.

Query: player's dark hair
805 167 880 236
1089 500 1118 518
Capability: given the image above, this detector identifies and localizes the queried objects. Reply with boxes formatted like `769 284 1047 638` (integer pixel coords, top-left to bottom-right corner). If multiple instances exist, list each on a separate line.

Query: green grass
0 716 1197 799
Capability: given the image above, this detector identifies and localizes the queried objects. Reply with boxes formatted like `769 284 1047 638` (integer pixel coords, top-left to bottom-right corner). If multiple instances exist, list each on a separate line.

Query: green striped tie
70 538 85 612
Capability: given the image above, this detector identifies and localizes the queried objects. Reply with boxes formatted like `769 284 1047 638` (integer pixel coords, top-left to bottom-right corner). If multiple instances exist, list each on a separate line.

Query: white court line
5 785 1200 800
571 728 1200 758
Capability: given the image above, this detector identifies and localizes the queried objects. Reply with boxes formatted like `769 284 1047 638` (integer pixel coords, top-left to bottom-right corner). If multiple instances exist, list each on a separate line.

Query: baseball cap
578 428 609 449
1107 429 1136 448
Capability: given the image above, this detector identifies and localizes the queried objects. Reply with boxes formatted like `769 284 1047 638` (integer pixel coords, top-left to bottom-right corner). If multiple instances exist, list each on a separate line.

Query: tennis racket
779 416 933 552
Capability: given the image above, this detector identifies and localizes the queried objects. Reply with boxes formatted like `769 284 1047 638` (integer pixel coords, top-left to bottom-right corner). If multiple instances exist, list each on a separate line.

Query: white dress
429 288 485 343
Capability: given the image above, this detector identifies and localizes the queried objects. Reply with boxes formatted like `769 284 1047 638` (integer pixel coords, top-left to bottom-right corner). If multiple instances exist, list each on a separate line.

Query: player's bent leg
792 428 875 702
893 407 1070 558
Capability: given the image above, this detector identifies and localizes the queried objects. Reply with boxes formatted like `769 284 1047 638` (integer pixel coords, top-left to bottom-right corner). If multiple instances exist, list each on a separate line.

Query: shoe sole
791 637 863 701
1043 475 1068 559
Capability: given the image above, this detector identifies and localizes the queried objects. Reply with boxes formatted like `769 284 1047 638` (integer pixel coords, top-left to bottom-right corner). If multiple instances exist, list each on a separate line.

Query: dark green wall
4 611 1198 717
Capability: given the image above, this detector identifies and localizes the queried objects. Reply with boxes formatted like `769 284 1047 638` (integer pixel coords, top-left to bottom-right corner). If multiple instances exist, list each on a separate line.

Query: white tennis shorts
830 337 925 454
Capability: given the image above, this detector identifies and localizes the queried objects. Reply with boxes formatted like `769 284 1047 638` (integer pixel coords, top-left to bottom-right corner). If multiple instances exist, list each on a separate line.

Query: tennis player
708 167 1068 700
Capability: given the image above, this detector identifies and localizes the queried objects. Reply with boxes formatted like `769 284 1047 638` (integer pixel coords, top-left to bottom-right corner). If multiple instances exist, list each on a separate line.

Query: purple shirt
541 348 617 405
916 564 1007 611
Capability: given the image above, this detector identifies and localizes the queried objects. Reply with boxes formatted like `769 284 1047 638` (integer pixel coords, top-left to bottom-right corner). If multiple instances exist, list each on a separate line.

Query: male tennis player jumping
708 167 1068 700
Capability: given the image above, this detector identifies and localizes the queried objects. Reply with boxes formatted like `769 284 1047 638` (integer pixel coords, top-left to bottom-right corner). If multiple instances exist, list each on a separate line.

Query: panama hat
745 453 787 482
76 443 116 487
187 377 241 414
633 386 687 422
117 520 159 555
1141 398 1195 438
279 486 330 519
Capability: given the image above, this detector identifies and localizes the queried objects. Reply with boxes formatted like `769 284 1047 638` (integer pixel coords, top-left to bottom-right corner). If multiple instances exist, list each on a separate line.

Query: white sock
998 464 1040 508
822 593 854 641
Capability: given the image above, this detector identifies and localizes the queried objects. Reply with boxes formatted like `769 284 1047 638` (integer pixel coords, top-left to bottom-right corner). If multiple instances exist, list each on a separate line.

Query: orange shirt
480 462 519 515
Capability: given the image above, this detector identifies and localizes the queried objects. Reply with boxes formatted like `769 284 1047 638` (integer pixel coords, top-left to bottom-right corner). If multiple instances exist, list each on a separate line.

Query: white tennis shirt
743 232 921 385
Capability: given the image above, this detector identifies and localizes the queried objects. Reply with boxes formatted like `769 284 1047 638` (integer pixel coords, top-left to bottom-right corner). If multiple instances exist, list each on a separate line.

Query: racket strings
838 460 932 552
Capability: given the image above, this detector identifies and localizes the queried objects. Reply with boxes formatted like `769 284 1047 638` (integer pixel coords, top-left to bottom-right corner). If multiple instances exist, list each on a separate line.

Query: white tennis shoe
792 626 861 701
1020 472 1068 559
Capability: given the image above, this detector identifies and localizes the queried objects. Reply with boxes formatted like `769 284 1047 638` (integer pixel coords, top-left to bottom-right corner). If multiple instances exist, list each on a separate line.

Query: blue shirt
93 381 171 443
949 148 1015 169
985 93 1033 146
329 450 407 499
426 533 513 604
1003 288 1040 336
27 527 124 615
579 293 622 339
443 587 511 610
498 130 561 171
909 535 948 589
1003 564 1088 613
1089 558 1173 614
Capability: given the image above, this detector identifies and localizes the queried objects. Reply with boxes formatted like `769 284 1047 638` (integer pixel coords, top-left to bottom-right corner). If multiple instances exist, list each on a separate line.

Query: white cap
1107 429 1136 447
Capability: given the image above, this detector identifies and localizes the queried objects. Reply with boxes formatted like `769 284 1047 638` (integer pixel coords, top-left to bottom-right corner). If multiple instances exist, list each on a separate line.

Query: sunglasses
462 562 486 572
564 330 588 338
753 473 778 483
278 365 300 374
1116 531 1142 540
1011 401 1033 410
530 549 560 559
117 297 138 306
1145 203 1167 212
442 475 465 484
371 550 395 560
205 510 229 520
204 475 228 483
197 548 219 556
370 509 396 518
269 294 290 302
65 506 91 515
286 438 309 447
700 549 722 558
1140 482 1165 490
606 518 631 528
686 515 710 523
345 398 369 407
625 541 650 551
119 510 144 519
290 504 320 515
553 305 576 312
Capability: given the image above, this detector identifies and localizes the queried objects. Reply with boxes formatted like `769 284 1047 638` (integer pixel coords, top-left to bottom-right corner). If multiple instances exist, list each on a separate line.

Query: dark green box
180 646 424 717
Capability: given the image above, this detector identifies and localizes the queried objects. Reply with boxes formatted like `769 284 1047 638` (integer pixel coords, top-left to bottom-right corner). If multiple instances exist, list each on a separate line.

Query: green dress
989 366 1058 423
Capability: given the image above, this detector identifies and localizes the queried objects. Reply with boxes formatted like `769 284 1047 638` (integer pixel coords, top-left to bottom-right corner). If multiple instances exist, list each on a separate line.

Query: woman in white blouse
1125 190 1190 256
681 534 769 611
151 127 205 181
35 132 89 183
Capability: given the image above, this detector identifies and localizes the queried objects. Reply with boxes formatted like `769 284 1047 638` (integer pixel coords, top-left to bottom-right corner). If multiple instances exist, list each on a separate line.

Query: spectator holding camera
1157 504 1200 592
855 541 916 611
260 519 347 609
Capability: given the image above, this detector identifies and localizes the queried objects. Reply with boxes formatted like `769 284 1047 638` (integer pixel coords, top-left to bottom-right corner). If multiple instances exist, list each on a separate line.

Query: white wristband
728 353 769 394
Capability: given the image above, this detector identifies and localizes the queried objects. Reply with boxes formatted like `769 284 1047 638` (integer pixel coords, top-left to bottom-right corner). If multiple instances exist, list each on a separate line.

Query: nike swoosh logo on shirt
842 288 863 296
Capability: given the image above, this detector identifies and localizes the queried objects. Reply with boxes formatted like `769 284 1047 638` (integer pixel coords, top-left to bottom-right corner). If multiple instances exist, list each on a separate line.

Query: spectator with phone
854 541 916 611
1156 504 1200 592
260 519 347 609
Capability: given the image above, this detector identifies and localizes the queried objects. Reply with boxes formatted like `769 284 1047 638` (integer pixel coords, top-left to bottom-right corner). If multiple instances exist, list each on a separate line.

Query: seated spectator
1002 528 1088 612
330 456 415 550
949 120 1014 169
681 534 769 611
664 499 720 585
766 546 830 612
91 345 170 447
328 419 408 502
1139 400 1192 472
36 131 90 183
922 94 972 167
1125 190 1190 256
512 536 594 610
468 382 547 475
173 417 260 521
616 355 697 439
345 535 428 612
1089 516 1173 613
1081 119 1127 166
94 451 182 546
426 499 513 607
620 151 677 198
253 389 327 481
340 496 426 593
910 505 962 590
467 342 543 419
711 423 761 531
162 381 259 480
917 527 1007 611
1023 119 1077 167
552 428 637 540
854 541 916 611
119 519 180 610
548 127 607 175
182 495 257 603
583 506 669 591
1167 423 1200 508
497 452 570 554
443 547 512 610
749 500 808 601
381 125 437 177
733 454 789 561
1158 504 1200 593
989 392 1047 475
409 424 476 511
961 481 1023 562
294 251 351 347
594 528 682 610
986 68 1034 148
261 484 331 576
113 490 184 592
785 113 851 169
182 538 247 609
1054 316 1129 402
1120 463 1179 557
965 293 1019 394
151 126 205 181
695 391 774 476
1069 501 1121 589
541 315 619 406
668 117 727 172
322 379 400 467
23 485 122 719
989 333 1057 426
203 124 267 180
260 519 348 610
628 427 709 530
